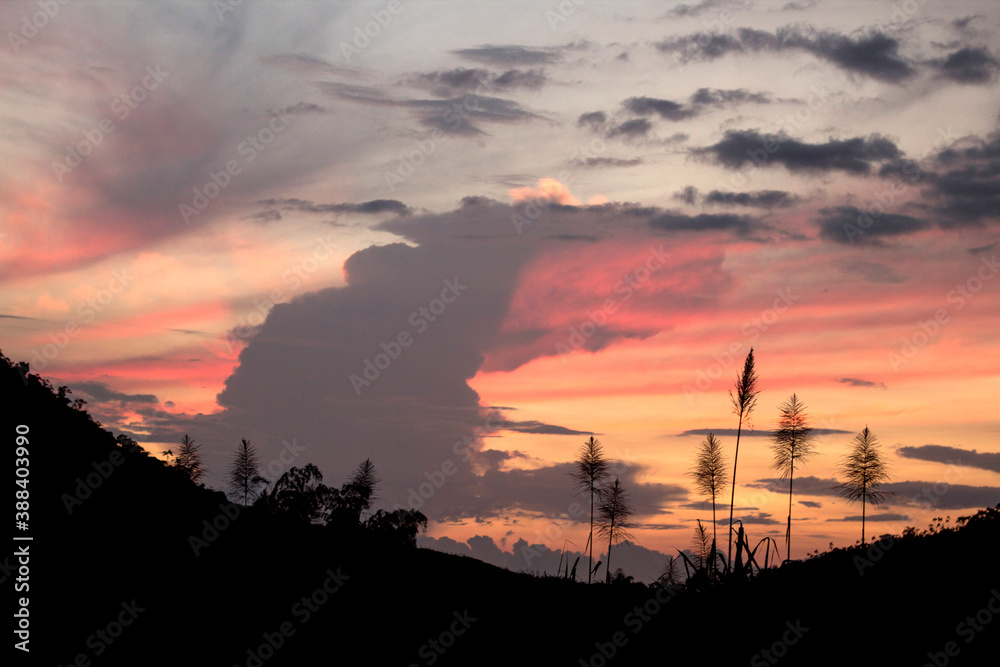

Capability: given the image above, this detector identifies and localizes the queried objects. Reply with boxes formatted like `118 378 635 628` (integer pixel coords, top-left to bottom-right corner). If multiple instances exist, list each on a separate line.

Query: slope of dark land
3 352 998 666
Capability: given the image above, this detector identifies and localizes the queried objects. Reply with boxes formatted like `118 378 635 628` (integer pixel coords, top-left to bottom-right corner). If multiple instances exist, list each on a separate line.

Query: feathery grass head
572 436 610 495
688 433 728 502
730 348 761 423
834 426 893 505
596 477 635 545
770 393 818 477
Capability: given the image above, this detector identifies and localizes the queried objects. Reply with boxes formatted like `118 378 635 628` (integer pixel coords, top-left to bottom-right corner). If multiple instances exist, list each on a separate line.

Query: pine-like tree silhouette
727 348 760 568
688 432 727 574
770 394 818 563
227 438 266 505
343 458 380 523
834 426 893 545
571 436 610 583
596 477 634 584
174 434 206 484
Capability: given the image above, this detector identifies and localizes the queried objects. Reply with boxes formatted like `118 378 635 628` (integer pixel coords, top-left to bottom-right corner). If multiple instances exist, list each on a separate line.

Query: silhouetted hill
4 352 998 666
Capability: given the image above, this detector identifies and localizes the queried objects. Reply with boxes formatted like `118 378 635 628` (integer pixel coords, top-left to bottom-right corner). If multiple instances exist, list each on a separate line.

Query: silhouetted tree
834 427 893 545
596 477 634 584
770 394 818 563
688 433 727 573
364 508 428 547
728 348 760 568
227 438 266 505
174 434 206 484
263 464 334 524
571 436 610 584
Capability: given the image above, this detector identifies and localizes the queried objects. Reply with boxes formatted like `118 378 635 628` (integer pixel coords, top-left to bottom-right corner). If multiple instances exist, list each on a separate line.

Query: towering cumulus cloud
214 196 731 517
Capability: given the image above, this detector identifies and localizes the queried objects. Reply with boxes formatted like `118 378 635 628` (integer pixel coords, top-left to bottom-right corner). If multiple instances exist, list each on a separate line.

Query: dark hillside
3 352 997 666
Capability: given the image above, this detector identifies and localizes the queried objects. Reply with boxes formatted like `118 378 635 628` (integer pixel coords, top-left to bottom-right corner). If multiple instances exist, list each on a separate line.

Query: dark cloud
678 429 851 438
577 111 607 129
704 190 796 208
657 27 915 83
607 118 653 138
243 210 283 223
898 445 1000 474
826 513 909 522
568 157 643 168
689 88 772 107
781 0 817 10
799 500 822 508
496 420 593 436
408 67 547 96
623 96 695 121
674 186 699 205
801 31 914 83
924 133 1000 224
70 381 158 404
968 242 998 256
747 476 843 496
836 378 887 389
451 45 559 66
619 89 770 125
815 206 930 245
750 476 1000 510
251 198 410 217
714 512 781 525
699 130 901 174
319 81 543 135
665 0 729 19
259 53 361 77
649 212 754 235
281 102 329 115
885 481 1000 510
937 48 999 84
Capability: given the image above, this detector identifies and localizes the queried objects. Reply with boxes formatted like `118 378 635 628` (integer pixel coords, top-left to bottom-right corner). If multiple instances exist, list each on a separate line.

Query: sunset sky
2 0 999 576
